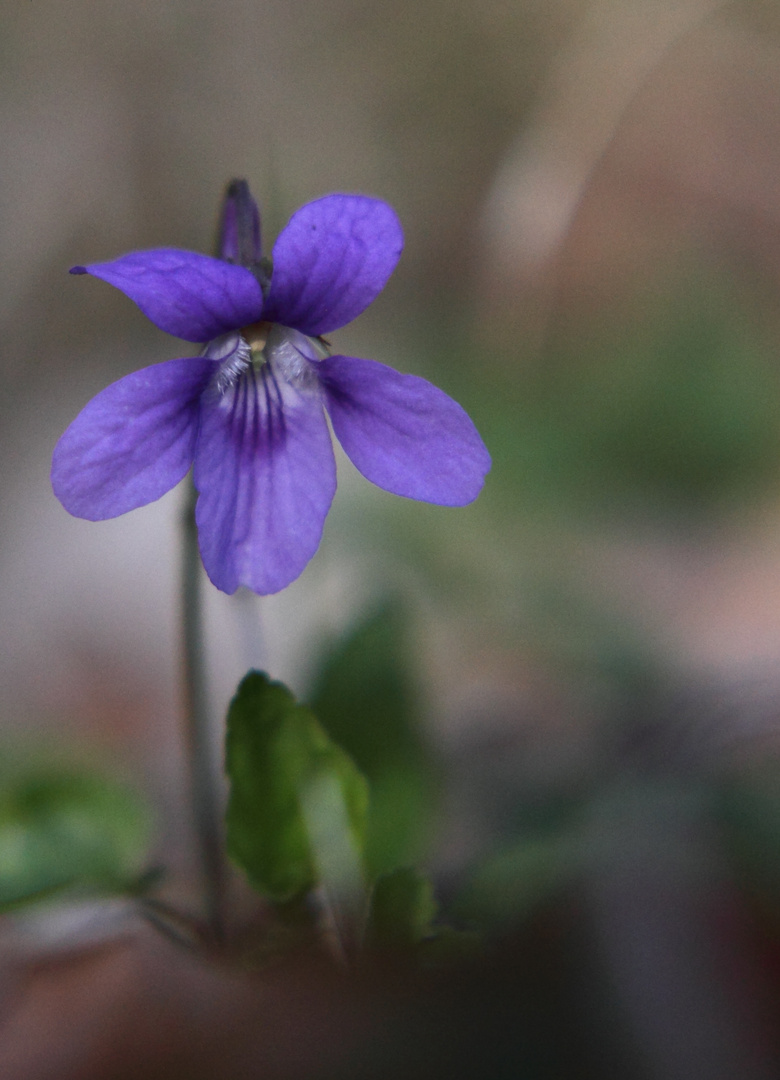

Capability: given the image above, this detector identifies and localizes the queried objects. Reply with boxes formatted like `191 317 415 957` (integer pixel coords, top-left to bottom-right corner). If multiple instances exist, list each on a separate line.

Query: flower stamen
242 320 273 366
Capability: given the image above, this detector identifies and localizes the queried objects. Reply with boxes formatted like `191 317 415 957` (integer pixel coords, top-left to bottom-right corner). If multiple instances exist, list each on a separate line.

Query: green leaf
0 768 150 911
365 867 437 948
364 867 479 963
225 671 369 903
309 602 435 875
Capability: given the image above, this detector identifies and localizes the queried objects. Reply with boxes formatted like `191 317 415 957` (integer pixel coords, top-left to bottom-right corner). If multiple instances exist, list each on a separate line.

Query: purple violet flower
52 182 491 595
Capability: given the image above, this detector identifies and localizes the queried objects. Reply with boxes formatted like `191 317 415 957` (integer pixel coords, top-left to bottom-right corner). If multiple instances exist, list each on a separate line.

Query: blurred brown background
2 0 780 1076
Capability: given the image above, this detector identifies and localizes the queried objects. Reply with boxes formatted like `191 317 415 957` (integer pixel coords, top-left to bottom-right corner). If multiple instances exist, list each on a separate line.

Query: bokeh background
1 0 780 1076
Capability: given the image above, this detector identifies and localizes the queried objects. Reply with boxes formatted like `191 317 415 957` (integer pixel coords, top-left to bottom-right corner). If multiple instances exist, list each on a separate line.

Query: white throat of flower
206 323 329 399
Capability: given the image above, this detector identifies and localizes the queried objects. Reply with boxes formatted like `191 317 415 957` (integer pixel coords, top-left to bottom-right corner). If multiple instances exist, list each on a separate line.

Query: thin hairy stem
181 475 227 943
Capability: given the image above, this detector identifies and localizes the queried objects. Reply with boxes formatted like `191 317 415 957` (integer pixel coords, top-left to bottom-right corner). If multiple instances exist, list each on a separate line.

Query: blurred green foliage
0 764 150 911
548 291 780 510
457 831 582 931
716 763 780 908
364 865 480 963
489 274 780 515
365 866 438 949
309 602 436 877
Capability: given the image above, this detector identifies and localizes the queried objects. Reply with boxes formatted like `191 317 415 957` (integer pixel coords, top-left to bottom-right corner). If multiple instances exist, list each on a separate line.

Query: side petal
194 366 336 595
263 195 403 336
52 356 216 519
71 249 264 342
319 355 491 506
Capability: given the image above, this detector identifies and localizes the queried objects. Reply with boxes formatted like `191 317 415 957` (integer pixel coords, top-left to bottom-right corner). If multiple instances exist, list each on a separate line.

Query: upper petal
319 355 491 506
71 249 264 342
193 361 337 595
263 195 403 336
52 356 216 519
218 179 262 266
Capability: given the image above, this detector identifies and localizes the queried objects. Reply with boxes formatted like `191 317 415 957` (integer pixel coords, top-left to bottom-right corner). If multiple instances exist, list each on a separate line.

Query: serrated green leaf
225 671 369 903
309 602 435 875
0 769 150 911
365 867 437 948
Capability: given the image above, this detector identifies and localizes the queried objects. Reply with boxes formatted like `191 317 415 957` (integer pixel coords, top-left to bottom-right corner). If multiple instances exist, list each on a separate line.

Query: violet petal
73 249 264 342
193 364 336 595
319 355 491 505
218 179 262 267
51 356 216 519
263 195 403 336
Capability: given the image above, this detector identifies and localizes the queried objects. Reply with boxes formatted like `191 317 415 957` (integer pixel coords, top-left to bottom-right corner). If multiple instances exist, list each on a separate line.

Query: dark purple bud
218 179 262 268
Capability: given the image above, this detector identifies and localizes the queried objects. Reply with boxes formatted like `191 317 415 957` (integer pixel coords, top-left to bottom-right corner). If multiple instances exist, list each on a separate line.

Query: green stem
181 475 227 943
